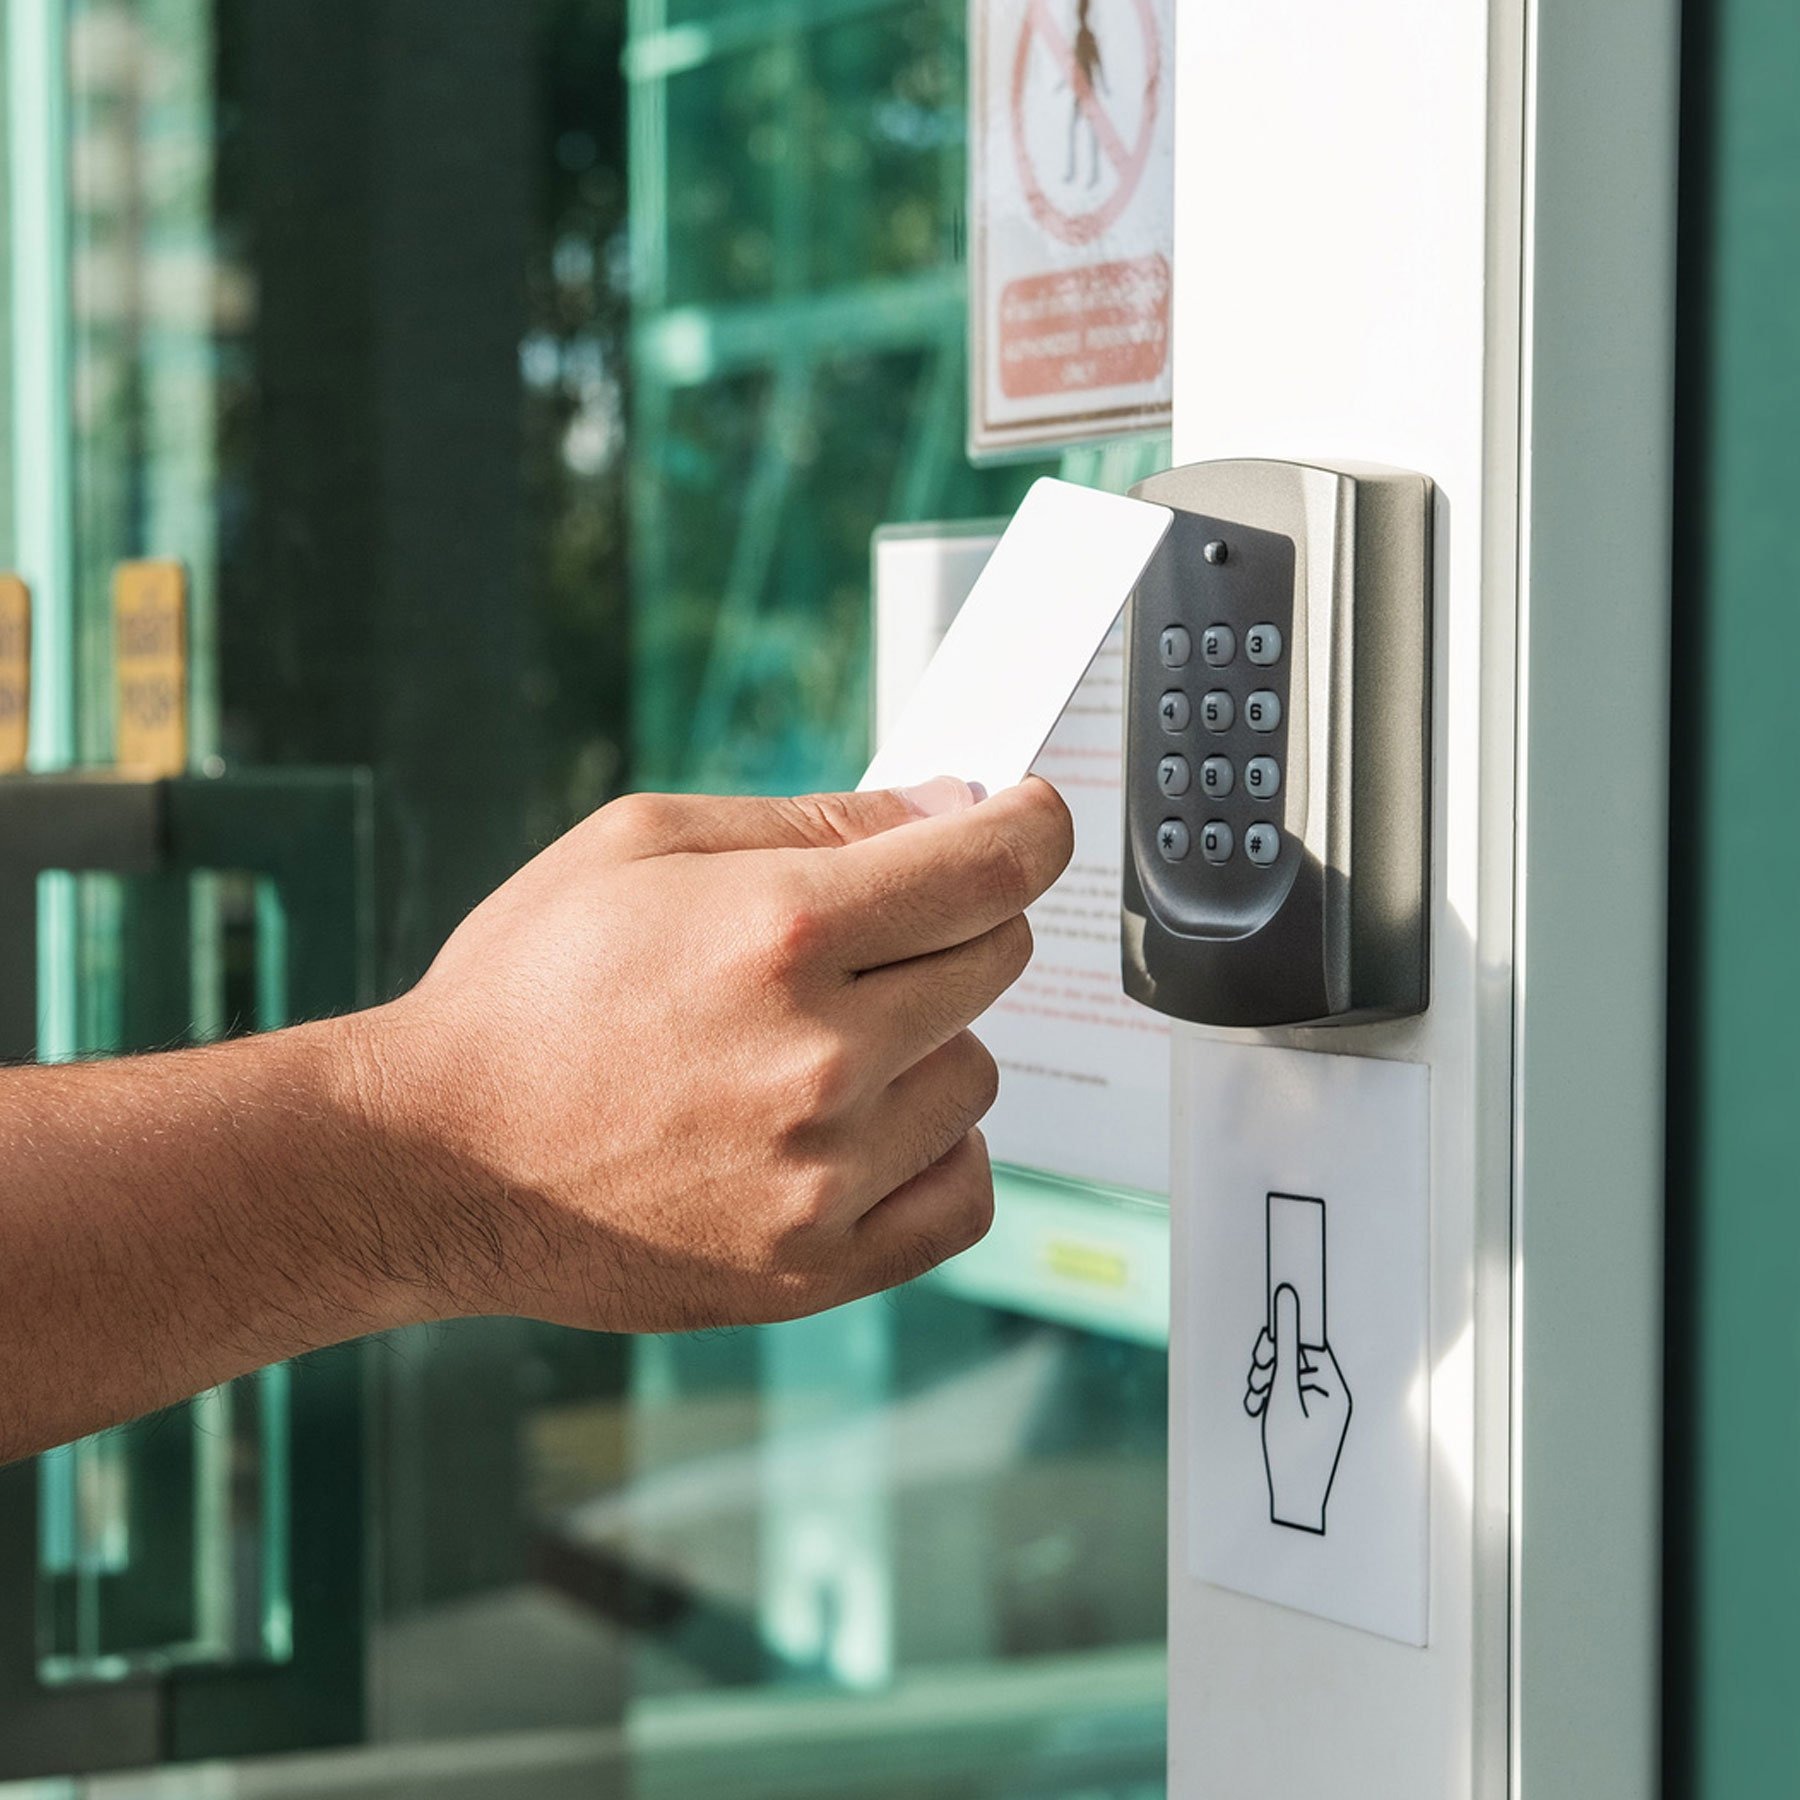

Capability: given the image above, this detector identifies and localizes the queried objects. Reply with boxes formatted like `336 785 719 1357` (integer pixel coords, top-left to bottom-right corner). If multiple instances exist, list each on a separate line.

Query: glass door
2 1 1169 1792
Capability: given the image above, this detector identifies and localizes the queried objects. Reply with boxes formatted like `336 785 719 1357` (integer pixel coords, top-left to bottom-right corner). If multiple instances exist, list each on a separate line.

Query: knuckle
993 913 1034 982
1022 779 1076 870
954 1176 997 1252
781 1156 851 1227
600 790 676 845
782 791 860 847
985 827 1036 915
780 1032 860 1130
887 1178 994 1289
758 883 831 978
953 1032 1001 1119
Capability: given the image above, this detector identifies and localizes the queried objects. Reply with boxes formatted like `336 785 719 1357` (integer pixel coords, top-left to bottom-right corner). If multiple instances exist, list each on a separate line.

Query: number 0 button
1200 821 1234 864
1245 690 1282 733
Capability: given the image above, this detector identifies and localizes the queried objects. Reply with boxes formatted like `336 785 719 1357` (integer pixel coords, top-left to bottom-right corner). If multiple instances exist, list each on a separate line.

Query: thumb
611 778 982 857
1273 1284 1304 1408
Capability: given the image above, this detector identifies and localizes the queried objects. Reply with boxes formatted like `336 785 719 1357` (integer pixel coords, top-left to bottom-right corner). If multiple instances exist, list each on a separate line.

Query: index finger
808 777 1074 970
603 777 981 858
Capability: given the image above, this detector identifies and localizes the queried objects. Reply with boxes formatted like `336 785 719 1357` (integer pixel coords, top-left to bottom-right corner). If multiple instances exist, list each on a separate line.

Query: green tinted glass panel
8 0 1172 1786
30 0 293 1689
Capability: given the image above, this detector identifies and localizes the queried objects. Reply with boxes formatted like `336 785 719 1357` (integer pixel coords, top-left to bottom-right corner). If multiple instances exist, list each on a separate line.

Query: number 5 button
1245 689 1282 733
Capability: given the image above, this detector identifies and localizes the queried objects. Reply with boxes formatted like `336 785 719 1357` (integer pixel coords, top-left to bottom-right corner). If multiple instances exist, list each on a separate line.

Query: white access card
859 478 1172 796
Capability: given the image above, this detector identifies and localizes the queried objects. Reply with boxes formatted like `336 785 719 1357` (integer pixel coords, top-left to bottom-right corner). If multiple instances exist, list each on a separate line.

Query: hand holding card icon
1243 1193 1353 1534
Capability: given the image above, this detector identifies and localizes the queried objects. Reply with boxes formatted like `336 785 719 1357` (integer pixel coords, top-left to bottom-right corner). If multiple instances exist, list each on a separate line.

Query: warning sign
970 0 1174 456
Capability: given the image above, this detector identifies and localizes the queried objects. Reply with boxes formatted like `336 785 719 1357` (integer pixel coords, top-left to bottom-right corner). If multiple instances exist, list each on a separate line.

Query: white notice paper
1181 1040 1431 1646
980 621 1171 1194
860 478 1170 798
869 510 1173 1198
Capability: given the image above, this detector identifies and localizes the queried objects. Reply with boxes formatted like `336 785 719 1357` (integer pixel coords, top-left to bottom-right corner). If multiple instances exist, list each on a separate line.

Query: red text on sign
998 254 1171 399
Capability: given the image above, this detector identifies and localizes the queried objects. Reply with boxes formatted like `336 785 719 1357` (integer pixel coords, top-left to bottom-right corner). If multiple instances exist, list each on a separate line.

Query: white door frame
1165 1 1675 1793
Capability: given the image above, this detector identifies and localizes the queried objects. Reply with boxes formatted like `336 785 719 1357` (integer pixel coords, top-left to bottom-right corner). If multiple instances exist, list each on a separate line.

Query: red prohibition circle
1010 0 1161 248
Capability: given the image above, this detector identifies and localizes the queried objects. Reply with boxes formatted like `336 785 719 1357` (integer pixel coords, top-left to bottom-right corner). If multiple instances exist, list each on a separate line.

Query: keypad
1132 511 1295 924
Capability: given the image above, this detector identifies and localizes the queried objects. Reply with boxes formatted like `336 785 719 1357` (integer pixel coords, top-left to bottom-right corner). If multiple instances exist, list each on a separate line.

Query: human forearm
0 778 1073 1464
0 1016 424 1462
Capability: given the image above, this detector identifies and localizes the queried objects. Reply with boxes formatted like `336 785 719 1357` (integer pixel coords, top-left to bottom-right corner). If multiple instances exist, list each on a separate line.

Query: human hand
349 776 1073 1334
1243 1284 1353 1533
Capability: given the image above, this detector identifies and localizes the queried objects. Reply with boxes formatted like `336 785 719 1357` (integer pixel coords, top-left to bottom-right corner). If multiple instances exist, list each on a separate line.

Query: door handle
0 767 374 1777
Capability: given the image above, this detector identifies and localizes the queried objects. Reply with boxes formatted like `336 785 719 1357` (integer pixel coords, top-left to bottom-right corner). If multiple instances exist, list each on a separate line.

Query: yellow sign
0 575 27 773
113 560 187 775
1043 1237 1131 1292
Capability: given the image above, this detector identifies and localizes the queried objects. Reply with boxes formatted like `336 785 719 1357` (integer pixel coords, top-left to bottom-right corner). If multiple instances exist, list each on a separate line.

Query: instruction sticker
1181 1040 1431 1646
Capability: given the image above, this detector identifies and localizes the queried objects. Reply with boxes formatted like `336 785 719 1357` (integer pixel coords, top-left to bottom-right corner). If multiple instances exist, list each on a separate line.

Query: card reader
1121 458 1432 1028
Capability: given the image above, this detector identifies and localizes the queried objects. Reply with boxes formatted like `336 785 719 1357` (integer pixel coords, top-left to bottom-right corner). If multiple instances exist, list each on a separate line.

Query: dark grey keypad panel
1128 512 1297 936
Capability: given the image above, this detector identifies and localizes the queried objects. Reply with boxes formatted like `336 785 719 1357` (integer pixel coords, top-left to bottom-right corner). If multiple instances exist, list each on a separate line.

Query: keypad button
1200 755 1234 798
1245 689 1282 733
1159 625 1192 669
1157 819 1191 862
1199 690 1235 732
1158 690 1190 732
1200 820 1234 864
1245 822 1281 866
1201 623 1236 667
1245 756 1282 799
1157 754 1191 797
1246 623 1284 665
